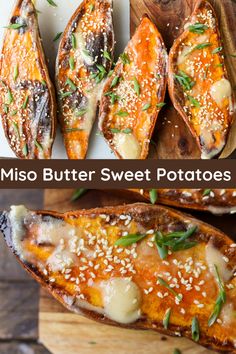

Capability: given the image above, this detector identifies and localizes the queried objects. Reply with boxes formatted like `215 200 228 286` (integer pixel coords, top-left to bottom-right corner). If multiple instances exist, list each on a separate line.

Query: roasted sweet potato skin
0 0 56 159
168 0 234 160
1 204 236 353
126 189 236 215
99 15 167 160
56 0 114 159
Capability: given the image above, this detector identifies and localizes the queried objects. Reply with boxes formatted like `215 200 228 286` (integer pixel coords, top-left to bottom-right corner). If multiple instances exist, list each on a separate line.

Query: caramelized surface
56 0 114 159
130 189 236 214
0 0 56 159
2 204 236 352
99 16 167 160
169 0 234 159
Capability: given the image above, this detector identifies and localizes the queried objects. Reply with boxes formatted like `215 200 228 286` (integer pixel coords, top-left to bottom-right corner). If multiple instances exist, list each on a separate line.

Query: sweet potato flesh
4 205 236 352
99 16 167 159
169 1 234 159
56 0 114 159
0 0 55 159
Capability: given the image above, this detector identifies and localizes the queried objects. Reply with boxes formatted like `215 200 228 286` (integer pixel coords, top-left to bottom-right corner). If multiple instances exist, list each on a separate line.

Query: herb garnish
120 53 130 65
115 233 147 247
6 88 13 105
192 42 212 51
35 140 44 152
133 77 140 96
156 102 166 108
60 91 73 99
163 308 171 329
71 189 88 202
53 32 63 42
89 4 95 12
173 349 181 354
46 0 57 7
115 110 129 117
212 47 223 54
154 226 198 259
13 65 19 82
142 103 151 111
157 277 183 302
5 23 27 30
149 189 157 204
192 317 200 342
12 122 20 138
65 128 83 133
104 91 120 105
111 128 132 134
174 71 195 91
91 65 107 84
69 56 75 71
103 50 112 61
208 265 226 327
74 108 87 117
187 95 200 108
71 34 76 49
110 76 120 88
189 23 208 34
22 143 28 156
203 189 211 196
66 78 77 91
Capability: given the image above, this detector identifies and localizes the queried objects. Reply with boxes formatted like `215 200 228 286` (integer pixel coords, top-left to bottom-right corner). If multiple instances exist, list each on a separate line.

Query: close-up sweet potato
0 0 56 159
56 0 114 159
99 15 167 160
1 203 236 352
126 189 236 215
168 0 235 160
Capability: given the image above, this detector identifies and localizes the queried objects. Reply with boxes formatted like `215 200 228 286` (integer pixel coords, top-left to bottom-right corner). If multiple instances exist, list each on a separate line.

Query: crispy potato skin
1 203 236 352
168 0 234 160
99 16 167 160
0 0 56 159
56 0 114 159
126 189 236 214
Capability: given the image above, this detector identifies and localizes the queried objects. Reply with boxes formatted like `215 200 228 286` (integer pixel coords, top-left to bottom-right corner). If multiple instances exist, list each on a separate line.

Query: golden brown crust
0 0 56 159
168 0 234 159
1 203 236 352
126 189 236 214
56 0 114 159
99 15 167 160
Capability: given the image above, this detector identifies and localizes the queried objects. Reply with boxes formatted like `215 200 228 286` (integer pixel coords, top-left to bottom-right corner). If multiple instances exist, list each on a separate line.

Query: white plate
0 0 130 159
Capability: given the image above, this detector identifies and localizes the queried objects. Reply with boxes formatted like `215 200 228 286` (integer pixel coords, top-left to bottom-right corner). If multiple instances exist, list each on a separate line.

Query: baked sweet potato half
0 0 56 159
56 0 114 159
127 189 236 215
168 0 235 160
1 204 236 352
99 15 167 159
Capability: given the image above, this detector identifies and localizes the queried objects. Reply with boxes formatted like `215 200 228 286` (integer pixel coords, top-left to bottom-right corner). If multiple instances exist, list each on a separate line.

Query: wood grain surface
0 190 50 353
39 189 236 354
130 0 236 159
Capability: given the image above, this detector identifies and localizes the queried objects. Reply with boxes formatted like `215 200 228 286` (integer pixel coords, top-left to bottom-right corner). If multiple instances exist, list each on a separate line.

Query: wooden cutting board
39 189 236 354
130 0 236 159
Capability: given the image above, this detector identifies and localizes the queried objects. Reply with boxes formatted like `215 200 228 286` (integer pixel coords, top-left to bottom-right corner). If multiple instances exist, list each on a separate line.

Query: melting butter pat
113 133 141 159
102 278 141 324
210 79 232 106
206 242 232 282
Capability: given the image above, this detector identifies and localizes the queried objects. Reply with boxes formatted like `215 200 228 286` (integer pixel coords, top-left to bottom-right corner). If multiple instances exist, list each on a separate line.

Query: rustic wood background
0 190 50 354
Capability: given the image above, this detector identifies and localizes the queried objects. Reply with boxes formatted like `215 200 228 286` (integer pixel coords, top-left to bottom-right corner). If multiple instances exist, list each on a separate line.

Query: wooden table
0 189 50 354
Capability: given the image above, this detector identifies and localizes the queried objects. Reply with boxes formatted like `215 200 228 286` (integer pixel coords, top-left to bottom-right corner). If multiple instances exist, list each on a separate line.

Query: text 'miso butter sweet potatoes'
1 204 236 352
56 0 114 159
128 189 236 215
99 15 167 160
169 0 235 160
0 0 56 159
